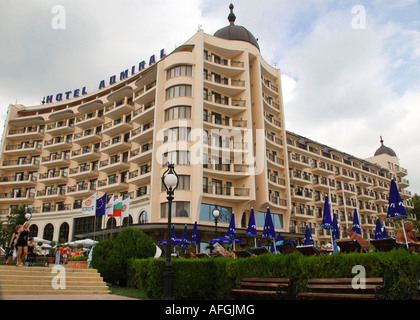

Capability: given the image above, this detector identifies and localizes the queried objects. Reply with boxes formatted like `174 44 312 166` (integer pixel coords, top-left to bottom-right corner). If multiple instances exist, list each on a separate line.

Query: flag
121 197 130 218
95 193 107 216
106 194 114 216
82 193 96 214
113 196 123 217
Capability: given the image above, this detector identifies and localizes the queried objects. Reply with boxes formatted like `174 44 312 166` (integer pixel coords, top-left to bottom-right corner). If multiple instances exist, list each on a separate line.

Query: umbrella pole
401 220 409 250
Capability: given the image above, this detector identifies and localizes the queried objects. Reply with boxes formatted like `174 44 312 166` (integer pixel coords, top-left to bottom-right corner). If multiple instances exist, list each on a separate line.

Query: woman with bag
16 222 30 267
5 225 20 265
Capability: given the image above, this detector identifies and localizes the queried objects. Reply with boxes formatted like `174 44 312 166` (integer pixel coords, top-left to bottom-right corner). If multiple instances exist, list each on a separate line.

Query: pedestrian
62 246 69 264
16 222 30 267
5 225 20 265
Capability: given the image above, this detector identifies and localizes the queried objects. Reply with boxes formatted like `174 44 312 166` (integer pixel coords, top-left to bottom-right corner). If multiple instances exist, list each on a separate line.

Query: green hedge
128 249 420 300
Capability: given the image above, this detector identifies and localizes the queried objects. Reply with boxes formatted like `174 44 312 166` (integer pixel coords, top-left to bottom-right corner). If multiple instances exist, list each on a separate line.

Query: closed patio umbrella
303 225 314 246
387 179 408 249
352 208 362 235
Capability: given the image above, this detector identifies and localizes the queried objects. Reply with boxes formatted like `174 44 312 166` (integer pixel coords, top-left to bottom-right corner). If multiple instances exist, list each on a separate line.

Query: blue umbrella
179 224 190 249
209 213 242 245
270 242 276 253
374 219 384 240
382 227 388 239
387 179 408 248
387 179 407 220
352 208 362 235
275 232 283 246
246 208 257 247
262 207 276 239
190 221 199 246
226 212 236 240
321 195 333 229
246 208 257 238
303 226 314 246
158 225 182 246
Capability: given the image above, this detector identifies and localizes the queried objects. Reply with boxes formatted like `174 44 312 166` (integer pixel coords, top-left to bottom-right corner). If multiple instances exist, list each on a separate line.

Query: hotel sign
44 49 166 104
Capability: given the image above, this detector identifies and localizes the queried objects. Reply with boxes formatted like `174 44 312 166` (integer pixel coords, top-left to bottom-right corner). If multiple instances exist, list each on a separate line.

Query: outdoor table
336 239 362 253
370 238 397 252
233 250 252 258
296 245 320 256
250 247 270 255
278 243 297 254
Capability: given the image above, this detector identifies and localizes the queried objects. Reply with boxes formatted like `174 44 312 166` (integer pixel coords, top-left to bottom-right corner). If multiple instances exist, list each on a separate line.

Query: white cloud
0 0 418 194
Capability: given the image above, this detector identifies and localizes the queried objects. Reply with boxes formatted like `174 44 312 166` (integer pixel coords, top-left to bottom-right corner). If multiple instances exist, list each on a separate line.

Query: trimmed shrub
129 249 420 300
92 228 156 285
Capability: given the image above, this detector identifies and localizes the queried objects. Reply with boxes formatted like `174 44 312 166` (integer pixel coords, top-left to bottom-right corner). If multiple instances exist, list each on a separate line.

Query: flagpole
342 189 348 229
93 215 96 241
328 187 334 245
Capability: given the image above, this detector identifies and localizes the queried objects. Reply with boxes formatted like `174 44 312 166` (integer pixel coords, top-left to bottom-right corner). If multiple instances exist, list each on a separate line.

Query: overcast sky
0 0 419 194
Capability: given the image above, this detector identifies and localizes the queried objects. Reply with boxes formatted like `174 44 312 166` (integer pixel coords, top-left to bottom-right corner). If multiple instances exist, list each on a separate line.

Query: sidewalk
1 294 139 300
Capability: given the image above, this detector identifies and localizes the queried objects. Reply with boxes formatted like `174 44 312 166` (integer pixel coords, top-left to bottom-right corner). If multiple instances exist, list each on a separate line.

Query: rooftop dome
374 136 397 157
213 4 260 50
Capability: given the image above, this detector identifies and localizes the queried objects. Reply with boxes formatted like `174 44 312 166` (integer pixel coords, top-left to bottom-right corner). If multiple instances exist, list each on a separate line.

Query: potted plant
67 255 89 269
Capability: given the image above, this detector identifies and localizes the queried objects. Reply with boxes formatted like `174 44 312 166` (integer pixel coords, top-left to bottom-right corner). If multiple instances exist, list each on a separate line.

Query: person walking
16 222 30 267
5 225 20 265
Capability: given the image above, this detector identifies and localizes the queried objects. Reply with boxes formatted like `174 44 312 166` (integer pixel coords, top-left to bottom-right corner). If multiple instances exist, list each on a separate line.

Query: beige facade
0 14 413 246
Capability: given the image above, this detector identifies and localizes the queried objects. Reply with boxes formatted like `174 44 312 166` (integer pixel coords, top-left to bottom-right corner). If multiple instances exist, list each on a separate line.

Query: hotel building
0 5 414 247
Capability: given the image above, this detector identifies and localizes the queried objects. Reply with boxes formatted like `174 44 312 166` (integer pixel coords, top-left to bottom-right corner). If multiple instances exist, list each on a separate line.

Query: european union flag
96 193 107 216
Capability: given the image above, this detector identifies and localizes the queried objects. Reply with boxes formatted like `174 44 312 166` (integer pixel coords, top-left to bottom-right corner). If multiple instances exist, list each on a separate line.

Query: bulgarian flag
113 196 123 217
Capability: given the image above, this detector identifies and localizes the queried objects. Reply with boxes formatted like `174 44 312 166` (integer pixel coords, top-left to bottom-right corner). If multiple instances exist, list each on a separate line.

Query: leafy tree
0 206 26 248
91 228 156 286
409 194 420 230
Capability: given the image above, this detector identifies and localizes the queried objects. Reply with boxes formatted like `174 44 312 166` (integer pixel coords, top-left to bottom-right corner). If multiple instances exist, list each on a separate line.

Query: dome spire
228 3 236 25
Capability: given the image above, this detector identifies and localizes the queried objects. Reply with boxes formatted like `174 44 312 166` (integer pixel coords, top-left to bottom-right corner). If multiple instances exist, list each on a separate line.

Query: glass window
165 85 192 100
167 65 192 79
160 201 190 218
165 106 191 121
199 203 232 223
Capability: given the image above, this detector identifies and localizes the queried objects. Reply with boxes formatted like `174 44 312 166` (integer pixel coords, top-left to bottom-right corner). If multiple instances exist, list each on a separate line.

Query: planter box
67 261 89 269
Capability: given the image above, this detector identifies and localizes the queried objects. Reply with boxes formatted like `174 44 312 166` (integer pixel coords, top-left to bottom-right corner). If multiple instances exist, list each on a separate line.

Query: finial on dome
380 135 384 145
228 3 236 25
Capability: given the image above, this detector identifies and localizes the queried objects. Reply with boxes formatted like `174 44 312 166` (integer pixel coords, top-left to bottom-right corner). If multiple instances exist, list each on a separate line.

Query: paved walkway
1 294 139 300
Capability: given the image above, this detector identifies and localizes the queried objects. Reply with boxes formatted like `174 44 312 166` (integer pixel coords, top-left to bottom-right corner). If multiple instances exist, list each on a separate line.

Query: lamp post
161 163 179 300
212 206 220 239
25 210 32 221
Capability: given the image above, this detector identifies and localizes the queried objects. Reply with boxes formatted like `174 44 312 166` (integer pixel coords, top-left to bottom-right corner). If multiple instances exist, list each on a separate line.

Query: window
160 201 190 218
167 65 192 79
162 151 190 166
165 85 192 100
163 127 191 143
178 175 190 190
199 203 232 223
164 106 191 121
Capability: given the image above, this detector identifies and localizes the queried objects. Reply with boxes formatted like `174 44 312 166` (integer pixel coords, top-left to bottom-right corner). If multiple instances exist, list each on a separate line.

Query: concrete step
1 289 111 295
0 265 110 296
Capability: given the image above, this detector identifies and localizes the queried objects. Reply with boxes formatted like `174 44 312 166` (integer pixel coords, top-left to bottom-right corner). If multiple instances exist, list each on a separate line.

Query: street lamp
212 206 220 239
161 163 179 300
25 210 32 221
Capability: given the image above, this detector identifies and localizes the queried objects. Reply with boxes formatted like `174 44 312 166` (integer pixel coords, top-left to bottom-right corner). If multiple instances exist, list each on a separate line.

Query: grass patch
109 286 149 300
